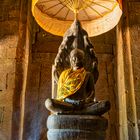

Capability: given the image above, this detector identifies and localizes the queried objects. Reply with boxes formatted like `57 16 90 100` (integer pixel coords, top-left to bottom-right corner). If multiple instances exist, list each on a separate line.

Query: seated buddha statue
45 48 110 115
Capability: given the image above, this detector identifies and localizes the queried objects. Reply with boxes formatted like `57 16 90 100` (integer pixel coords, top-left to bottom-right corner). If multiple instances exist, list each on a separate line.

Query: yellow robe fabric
57 68 86 101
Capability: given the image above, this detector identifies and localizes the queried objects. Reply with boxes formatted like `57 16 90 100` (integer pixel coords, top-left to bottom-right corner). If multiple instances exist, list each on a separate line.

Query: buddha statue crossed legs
45 48 110 115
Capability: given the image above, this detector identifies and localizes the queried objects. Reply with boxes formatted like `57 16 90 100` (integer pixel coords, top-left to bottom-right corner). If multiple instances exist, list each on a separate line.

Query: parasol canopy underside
32 0 122 37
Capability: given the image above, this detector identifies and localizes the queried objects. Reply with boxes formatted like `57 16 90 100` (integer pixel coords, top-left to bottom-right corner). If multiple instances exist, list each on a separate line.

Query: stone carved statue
53 20 99 85
45 48 110 115
45 20 110 115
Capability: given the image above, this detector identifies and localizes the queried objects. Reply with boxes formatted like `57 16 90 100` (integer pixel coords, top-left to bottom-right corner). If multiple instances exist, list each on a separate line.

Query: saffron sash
57 68 86 101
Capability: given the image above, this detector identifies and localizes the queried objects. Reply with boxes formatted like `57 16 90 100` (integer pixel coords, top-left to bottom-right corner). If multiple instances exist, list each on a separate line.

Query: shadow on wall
0 130 8 140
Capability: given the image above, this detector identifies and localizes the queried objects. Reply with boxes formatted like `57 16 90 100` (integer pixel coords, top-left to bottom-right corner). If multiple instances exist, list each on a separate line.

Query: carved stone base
47 114 108 140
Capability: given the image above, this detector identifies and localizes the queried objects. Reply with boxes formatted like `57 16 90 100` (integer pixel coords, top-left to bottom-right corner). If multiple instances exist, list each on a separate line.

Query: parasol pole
74 11 78 20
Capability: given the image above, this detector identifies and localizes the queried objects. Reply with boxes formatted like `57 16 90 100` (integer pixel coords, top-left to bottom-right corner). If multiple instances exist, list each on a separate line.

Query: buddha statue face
70 49 85 70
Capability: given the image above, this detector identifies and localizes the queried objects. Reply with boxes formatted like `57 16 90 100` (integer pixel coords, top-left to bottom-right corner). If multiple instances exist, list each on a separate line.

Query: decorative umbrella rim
32 0 122 37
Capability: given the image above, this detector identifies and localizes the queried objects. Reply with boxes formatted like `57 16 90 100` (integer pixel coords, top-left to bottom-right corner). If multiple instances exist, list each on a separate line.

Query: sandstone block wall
0 0 140 140
128 1 140 136
0 1 20 139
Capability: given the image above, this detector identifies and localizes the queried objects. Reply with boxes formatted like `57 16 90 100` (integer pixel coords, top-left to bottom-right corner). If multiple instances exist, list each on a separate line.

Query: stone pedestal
47 114 108 140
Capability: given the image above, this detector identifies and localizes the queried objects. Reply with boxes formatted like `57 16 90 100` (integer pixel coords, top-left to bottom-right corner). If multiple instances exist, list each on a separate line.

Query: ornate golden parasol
32 0 122 37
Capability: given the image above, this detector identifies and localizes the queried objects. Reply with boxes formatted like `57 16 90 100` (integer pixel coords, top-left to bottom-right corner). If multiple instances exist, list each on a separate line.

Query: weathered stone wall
0 0 31 140
128 1 140 137
0 0 140 140
0 0 20 139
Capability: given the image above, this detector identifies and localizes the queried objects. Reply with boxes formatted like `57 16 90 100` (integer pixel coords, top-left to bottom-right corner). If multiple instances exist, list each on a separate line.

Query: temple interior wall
0 0 140 140
128 2 140 135
0 0 20 139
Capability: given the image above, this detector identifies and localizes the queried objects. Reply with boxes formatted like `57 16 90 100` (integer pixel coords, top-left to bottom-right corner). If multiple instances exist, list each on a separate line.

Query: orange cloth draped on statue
57 68 86 101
